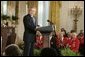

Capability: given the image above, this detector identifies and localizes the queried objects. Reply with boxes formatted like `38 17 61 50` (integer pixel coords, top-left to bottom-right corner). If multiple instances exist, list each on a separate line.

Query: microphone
47 20 53 24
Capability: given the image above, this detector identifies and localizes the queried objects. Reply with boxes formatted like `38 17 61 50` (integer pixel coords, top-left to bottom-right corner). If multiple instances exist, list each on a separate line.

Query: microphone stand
47 20 56 48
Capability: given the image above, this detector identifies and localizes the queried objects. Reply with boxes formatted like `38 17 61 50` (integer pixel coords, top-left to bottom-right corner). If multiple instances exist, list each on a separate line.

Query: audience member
5 44 22 56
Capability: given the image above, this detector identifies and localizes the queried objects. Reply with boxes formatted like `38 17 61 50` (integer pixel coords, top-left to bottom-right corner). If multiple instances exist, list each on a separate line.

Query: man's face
29 8 36 16
71 33 77 38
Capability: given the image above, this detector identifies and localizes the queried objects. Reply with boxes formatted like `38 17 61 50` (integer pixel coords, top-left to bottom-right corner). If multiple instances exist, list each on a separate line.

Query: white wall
60 1 84 33
15 1 26 41
8 2 15 16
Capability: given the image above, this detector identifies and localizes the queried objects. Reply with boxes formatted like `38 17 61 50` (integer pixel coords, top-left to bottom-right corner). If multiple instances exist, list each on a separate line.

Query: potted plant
1 15 10 20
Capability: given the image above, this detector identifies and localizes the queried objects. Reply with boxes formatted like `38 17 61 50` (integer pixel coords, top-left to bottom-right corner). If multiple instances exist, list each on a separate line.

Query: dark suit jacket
23 14 37 42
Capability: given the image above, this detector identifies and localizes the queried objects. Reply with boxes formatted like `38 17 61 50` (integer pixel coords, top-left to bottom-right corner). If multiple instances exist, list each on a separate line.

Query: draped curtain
49 1 61 32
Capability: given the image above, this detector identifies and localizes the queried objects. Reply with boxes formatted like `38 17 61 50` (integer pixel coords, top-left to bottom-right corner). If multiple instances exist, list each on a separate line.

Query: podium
37 26 53 48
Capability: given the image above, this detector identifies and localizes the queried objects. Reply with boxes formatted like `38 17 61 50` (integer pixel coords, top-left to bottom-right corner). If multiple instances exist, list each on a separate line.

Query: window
1 1 7 15
38 1 49 27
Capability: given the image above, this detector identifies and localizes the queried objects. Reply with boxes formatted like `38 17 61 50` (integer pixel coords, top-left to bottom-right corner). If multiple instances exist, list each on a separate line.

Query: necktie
32 17 35 24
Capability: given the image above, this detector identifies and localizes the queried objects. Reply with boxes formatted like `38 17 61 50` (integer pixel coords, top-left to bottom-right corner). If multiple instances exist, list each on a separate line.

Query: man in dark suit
23 7 37 56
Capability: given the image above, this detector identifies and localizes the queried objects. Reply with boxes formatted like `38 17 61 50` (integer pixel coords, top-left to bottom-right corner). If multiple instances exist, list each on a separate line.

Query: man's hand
35 25 40 31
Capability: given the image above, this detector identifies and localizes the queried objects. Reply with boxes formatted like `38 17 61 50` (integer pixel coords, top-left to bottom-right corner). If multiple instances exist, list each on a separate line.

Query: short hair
5 44 21 56
80 30 83 33
40 48 57 56
70 30 76 33
72 33 77 37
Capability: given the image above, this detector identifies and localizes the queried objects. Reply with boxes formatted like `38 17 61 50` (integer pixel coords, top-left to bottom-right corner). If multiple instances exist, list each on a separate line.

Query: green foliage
1 15 19 25
12 15 18 20
12 15 18 24
61 48 80 56
34 48 41 56
1 15 10 20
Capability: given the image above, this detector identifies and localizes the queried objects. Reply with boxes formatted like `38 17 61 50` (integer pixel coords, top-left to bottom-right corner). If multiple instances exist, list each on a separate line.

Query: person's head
70 30 76 37
77 33 84 38
36 31 42 37
70 30 76 33
67 32 71 38
61 28 65 32
28 7 36 16
71 33 77 39
61 28 67 36
77 30 84 38
80 30 83 33
5 44 21 56
40 48 57 56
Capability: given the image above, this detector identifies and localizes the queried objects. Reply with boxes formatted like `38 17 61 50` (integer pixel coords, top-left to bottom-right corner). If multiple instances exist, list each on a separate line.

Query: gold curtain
49 1 61 32
27 1 38 17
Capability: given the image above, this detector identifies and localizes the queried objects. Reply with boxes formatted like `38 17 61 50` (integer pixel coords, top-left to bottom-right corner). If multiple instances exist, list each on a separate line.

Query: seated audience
56 32 67 48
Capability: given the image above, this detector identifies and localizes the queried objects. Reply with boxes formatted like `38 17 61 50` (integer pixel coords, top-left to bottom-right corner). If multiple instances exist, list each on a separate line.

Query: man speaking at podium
23 7 38 56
